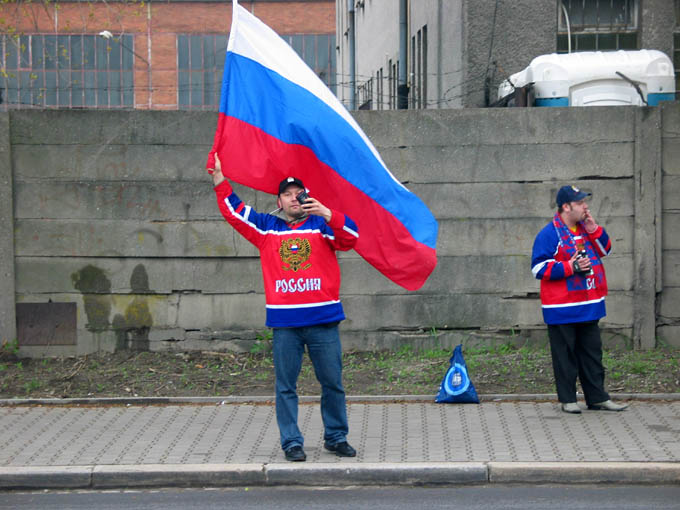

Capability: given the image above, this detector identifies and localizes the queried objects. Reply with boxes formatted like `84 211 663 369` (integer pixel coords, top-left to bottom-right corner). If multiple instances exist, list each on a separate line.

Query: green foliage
250 329 273 354
1 338 19 356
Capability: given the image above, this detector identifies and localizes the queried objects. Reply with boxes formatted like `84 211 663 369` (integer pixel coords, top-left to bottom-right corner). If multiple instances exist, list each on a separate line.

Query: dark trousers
547 321 610 406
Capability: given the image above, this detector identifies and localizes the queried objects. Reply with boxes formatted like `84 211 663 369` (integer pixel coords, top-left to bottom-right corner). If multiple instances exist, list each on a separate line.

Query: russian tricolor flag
207 0 438 290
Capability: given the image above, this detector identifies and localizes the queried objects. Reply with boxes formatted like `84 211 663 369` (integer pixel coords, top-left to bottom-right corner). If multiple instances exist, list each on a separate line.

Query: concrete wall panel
6 106 679 354
10 110 215 146
662 251 680 287
659 288 680 319
662 175 680 210
13 144 211 182
379 142 635 184
0 113 15 344
436 217 634 256
14 220 260 258
15 257 265 295
417 180 634 219
14 181 274 221
662 213 680 250
354 108 636 148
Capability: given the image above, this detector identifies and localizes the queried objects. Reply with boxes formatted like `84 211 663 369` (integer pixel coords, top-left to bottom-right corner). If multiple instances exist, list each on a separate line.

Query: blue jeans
272 322 349 451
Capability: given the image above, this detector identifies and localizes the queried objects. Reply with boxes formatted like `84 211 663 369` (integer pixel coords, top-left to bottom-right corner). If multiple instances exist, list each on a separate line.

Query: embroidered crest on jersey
279 238 312 272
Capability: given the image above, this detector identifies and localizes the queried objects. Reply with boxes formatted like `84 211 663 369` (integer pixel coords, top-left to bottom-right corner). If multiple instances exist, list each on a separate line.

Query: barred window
177 33 336 110
358 76 372 110
1 34 134 110
557 0 638 53
177 34 228 110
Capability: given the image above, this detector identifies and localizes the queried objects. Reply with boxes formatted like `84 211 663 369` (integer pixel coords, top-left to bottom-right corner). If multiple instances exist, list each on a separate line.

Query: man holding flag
210 155 358 461
206 0 438 461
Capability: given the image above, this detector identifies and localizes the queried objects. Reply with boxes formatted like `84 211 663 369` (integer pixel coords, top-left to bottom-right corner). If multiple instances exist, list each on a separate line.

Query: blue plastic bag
435 344 479 403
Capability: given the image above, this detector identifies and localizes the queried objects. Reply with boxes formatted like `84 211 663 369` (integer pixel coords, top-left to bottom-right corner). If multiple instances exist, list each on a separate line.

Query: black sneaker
324 441 356 457
284 445 307 462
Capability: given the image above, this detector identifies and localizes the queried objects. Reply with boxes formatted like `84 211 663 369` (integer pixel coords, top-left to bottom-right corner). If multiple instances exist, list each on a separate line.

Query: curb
1 393 679 406
1 462 678 490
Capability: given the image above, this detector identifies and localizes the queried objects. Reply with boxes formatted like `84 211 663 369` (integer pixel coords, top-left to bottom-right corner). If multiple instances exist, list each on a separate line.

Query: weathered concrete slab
659 287 680 319
7 107 677 354
436 216 633 256
661 101 680 138
379 142 634 183
341 292 633 331
661 138 680 176
662 251 680 287
414 180 634 219
662 175 680 210
662 213 680 250
0 112 15 345
14 253 634 296
340 326 634 351
14 219 260 258
174 293 267 330
12 144 211 182
15 257 265 295
657 325 680 347
10 110 215 145
353 107 636 147
16 292 181 333
15 178 634 224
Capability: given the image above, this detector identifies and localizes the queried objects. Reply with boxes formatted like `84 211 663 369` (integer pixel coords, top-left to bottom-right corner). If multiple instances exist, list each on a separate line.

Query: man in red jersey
532 185 628 415
210 154 359 461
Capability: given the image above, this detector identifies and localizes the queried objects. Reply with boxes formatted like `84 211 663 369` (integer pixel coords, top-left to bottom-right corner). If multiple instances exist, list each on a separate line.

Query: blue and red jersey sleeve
326 209 359 251
531 225 574 281
585 225 611 258
214 180 272 249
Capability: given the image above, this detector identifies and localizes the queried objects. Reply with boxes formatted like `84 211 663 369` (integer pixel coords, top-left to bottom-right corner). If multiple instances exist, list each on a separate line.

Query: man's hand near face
301 197 332 223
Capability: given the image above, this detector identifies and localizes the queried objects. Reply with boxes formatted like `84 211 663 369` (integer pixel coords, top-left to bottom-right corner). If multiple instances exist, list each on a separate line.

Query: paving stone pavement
1 400 679 467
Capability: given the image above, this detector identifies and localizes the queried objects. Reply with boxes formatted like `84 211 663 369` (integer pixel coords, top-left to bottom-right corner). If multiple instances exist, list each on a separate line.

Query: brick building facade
0 0 335 110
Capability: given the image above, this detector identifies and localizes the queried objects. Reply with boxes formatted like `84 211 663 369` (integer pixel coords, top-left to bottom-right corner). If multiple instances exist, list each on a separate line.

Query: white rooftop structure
498 50 675 107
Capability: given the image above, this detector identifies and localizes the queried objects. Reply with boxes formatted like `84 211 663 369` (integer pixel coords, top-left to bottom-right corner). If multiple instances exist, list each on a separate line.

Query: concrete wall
659 103 680 347
3 105 679 356
0 113 15 347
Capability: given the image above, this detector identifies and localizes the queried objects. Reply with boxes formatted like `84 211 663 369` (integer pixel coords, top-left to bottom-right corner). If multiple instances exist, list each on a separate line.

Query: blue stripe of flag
220 52 437 249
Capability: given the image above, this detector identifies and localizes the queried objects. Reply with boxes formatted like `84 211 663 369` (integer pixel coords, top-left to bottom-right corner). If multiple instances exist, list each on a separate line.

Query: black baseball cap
278 177 305 195
556 185 592 207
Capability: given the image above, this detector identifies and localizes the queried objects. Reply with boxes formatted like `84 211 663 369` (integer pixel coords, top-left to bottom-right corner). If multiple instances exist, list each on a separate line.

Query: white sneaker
561 402 581 414
588 400 629 411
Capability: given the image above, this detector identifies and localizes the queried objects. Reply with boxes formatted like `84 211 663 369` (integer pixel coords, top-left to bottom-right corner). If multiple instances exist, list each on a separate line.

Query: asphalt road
2 485 680 509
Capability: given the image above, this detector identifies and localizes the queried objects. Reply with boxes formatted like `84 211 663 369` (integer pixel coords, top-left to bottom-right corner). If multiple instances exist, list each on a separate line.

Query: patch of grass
250 329 273 354
24 379 41 393
0 344 677 398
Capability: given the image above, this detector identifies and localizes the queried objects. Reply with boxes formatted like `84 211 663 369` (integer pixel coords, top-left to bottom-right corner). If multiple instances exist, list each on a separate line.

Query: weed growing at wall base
0 344 677 398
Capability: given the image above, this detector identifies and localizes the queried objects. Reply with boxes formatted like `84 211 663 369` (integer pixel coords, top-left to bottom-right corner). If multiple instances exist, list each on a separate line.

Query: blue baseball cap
556 185 592 207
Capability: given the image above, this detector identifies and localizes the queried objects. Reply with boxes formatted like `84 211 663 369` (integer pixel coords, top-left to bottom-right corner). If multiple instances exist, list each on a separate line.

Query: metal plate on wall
16 302 77 346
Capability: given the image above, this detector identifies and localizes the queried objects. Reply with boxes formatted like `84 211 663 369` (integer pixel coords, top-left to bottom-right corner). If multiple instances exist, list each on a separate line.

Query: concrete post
633 108 662 350
0 112 16 346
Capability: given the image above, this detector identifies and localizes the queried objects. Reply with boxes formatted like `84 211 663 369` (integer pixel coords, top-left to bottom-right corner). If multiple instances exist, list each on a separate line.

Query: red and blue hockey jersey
215 180 359 328
531 213 610 325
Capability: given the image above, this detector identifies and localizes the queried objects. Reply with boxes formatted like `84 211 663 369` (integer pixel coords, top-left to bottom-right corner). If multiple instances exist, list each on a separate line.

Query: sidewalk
1 394 679 489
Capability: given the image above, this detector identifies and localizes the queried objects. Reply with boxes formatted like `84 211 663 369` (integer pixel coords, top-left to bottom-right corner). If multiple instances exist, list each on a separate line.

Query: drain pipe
348 1 356 110
397 0 409 109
